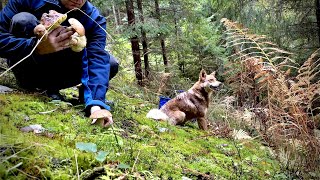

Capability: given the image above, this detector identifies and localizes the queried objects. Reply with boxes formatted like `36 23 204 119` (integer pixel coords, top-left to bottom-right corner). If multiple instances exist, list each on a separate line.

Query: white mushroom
67 18 87 52
89 109 113 127
68 18 85 36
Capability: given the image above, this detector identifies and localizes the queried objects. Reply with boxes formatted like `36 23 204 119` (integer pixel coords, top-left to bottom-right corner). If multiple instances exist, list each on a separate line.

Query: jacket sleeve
81 11 111 111
0 0 37 62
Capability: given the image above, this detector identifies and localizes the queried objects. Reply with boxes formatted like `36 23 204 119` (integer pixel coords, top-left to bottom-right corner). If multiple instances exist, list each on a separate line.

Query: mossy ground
0 75 284 179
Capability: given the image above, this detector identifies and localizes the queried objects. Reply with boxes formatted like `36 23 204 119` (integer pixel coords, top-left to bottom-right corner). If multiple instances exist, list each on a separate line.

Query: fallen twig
0 145 34 163
183 168 212 179
111 125 122 151
16 169 40 180
80 167 105 180
6 162 23 172
74 150 80 180
39 108 58 114
131 149 141 173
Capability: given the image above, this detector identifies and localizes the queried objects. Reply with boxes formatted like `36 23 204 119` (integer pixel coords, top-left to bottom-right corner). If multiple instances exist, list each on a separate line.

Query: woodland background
91 0 320 82
0 0 319 82
0 0 320 179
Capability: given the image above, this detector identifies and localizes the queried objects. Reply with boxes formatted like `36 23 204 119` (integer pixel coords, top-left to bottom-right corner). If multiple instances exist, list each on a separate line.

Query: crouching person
0 0 118 125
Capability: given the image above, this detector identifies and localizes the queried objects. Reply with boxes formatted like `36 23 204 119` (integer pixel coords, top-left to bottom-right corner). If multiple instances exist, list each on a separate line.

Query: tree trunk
316 0 320 45
160 39 167 67
112 0 119 33
170 0 183 73
117 7 121 26
155 0 168 69
137 0 150 79
126 0 143 85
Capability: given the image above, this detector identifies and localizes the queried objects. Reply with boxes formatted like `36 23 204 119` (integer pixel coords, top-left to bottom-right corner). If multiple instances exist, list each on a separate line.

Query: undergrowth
221 18 320 178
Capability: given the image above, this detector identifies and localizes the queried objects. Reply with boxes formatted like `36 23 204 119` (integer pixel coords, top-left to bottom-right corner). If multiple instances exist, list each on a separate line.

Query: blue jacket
0 0 111 111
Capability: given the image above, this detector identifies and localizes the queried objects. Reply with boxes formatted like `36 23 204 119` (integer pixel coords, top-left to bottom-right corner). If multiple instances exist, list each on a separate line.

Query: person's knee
109 54 119 80
10 12 38 37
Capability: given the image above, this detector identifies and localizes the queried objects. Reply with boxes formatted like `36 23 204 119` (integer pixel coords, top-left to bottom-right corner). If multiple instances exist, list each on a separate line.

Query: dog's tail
146 109 169 120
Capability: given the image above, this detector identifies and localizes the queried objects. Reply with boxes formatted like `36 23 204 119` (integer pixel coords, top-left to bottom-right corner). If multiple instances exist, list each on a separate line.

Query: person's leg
9 12 39 38
7 12 39 90
36 50 83 100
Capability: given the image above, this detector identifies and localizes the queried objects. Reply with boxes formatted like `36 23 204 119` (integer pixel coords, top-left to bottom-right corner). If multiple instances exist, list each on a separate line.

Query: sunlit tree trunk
117 7 121 26
126 0 143 85
137 0 150 78
112 0 119 33
155 0 168 69
170 0 183 73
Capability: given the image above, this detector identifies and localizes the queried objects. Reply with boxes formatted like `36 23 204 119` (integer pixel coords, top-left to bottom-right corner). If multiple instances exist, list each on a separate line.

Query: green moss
0 90 282 179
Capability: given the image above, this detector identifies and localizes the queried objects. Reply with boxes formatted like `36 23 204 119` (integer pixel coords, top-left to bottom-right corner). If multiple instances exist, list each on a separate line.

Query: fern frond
262 47 293 55
222 18 320 171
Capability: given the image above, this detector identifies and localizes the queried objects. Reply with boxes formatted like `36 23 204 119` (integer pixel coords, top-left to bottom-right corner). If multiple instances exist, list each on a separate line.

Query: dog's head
199 69 222 92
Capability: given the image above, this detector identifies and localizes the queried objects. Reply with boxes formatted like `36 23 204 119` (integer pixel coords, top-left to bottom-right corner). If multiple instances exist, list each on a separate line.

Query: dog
146 70 222 130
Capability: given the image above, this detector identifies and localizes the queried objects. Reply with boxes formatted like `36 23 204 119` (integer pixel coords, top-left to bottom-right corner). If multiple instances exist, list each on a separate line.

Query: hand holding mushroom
67 18 87 52
34 10 87 53
90 106 113 127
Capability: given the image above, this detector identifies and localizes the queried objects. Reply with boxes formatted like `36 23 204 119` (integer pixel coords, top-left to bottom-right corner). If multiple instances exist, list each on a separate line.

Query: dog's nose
210 82 223 90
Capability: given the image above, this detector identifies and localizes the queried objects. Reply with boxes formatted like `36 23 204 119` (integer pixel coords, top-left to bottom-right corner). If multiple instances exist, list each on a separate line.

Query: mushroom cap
40 10 67 30
68 18 85 36
89 109 112 119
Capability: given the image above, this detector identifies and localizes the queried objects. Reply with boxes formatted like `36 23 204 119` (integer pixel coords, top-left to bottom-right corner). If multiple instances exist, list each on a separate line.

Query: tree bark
160 39 167 67
112 0 119 33
137 0 150 78
316 0 320 45
170 0 183 73
126 0 143 85
117 7 121 26
155 0 168 69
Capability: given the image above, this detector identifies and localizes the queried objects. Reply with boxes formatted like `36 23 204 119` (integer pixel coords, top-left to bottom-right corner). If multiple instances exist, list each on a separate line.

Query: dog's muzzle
210 83 223 91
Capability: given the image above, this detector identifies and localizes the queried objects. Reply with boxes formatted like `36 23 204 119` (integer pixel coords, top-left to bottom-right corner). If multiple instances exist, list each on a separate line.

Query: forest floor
0 69 286 179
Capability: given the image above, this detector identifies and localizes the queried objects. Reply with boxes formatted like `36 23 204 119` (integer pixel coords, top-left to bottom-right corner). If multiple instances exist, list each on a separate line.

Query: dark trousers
8 12 119 91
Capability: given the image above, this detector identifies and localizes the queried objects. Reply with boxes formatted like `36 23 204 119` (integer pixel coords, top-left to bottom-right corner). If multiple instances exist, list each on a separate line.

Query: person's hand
35 26 74 55
90 105 101 124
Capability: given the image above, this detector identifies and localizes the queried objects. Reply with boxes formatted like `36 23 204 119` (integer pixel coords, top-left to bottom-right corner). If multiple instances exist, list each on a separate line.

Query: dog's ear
210 71 216 76
199 69 207 82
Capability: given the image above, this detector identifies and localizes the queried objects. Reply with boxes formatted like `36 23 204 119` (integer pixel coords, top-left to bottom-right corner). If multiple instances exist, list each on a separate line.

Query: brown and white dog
146 70 222 130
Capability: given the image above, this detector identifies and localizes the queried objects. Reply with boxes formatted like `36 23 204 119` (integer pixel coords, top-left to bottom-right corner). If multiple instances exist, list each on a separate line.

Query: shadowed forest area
0 0 319 179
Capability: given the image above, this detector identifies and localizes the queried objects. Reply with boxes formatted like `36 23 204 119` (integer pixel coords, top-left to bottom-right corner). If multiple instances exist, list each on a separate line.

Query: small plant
76 142 109 162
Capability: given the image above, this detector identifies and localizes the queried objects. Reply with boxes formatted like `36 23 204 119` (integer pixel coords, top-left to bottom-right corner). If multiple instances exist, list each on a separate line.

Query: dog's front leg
197 117 208 130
